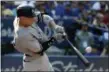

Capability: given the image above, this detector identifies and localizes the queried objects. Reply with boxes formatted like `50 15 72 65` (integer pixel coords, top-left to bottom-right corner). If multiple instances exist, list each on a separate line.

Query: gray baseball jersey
14 14 54 61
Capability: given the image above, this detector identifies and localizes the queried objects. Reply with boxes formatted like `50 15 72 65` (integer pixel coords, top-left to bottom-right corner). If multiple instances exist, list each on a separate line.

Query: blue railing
1 54 109 72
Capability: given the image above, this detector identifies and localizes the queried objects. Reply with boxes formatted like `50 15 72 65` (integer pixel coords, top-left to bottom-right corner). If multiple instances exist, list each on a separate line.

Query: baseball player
13 3 65 71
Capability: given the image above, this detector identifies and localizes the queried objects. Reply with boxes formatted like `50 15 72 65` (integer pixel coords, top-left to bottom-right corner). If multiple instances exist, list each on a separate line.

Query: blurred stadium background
1 1 109 72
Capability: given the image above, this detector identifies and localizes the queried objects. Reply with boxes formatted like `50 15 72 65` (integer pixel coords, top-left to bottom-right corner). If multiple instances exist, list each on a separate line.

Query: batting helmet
16 4 36 17
16 3 44 23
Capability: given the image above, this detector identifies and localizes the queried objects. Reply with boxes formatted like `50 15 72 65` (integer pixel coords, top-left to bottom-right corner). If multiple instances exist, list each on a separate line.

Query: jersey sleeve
43 14 54 25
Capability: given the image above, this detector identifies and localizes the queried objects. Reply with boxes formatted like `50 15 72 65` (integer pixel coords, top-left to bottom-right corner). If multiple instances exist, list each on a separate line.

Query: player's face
26 17 36 25
20 17 36 26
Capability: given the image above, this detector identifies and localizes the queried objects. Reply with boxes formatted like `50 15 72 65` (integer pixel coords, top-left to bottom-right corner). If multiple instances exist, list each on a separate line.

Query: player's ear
34 17 38 22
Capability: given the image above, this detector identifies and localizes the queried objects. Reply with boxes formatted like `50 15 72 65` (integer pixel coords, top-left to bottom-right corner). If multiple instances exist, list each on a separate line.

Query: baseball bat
54 28 94 70
64 36 94 69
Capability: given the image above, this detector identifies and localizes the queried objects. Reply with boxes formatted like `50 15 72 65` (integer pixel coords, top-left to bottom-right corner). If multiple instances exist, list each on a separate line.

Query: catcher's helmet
16 4 36 17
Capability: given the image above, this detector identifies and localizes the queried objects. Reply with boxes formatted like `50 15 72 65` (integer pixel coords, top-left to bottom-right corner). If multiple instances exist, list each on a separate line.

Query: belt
23 54 43 62
23 60 31 62
25 54 32 57
23 54 31 62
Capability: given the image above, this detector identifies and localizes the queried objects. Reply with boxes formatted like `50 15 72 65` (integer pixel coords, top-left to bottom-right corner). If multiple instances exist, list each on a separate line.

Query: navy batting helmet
16 3 36 17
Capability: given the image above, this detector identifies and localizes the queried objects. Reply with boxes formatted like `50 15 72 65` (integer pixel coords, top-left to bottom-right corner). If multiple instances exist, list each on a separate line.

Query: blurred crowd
1 1 109 56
